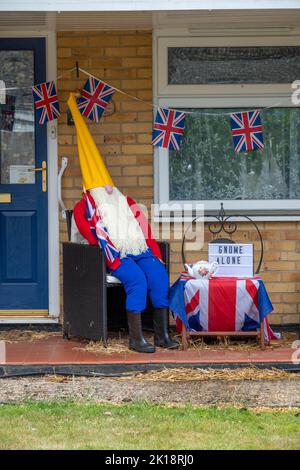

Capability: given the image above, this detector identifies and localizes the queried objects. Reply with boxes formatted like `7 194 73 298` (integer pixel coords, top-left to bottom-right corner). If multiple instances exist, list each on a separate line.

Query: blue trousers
111 249 169 313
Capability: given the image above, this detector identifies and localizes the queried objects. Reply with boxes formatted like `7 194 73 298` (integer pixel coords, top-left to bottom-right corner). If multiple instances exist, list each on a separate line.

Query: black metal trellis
181 202 264 275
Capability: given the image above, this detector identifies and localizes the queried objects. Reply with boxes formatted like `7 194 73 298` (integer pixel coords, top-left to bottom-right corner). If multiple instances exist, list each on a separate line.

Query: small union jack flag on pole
77 77 115 122
230 110 264 153
152 107 186 150
85 193 120 265
32 81 60 125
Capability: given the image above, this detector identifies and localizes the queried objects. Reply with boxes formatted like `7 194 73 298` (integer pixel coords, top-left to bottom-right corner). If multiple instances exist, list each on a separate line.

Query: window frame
154 33 300 219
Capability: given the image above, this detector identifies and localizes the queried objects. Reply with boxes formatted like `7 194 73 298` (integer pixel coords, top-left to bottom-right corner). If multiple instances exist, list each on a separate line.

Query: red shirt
73 193 162 270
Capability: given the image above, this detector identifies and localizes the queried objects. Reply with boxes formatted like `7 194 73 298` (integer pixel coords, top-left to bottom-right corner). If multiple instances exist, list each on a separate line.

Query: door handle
28 161 47 192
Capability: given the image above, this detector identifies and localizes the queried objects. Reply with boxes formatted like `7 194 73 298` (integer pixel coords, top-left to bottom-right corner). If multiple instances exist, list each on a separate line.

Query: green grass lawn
0 402 299 450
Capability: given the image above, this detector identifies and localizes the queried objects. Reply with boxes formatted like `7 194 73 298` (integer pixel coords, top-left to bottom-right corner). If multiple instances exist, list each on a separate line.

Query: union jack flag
230 110 264 153
170 274 280 342
77 77 115 122
152 107 186 150
85 192 120 265
32 81 60 125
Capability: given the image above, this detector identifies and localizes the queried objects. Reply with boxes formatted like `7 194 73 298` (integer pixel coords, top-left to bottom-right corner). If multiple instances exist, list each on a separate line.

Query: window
155 36 300 216
168 46 300 85
169 107 300 201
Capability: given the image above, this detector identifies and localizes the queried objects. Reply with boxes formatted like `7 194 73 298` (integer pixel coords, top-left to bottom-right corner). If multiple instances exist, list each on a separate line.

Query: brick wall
57 31 299 326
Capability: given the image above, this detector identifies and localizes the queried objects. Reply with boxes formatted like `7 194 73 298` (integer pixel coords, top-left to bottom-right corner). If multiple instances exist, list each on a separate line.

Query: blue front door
0 38 48 316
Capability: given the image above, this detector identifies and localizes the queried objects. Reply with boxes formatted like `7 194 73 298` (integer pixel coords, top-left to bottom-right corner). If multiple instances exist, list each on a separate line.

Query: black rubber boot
153 308 180 349
127 311 155 353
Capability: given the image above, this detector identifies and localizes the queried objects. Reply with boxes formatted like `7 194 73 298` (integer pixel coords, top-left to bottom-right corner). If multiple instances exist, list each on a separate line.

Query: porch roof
0 8 300 32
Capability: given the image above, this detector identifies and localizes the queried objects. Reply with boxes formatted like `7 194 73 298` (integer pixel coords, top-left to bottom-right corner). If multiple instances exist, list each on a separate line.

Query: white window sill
154 214 300 223
153 206 300 222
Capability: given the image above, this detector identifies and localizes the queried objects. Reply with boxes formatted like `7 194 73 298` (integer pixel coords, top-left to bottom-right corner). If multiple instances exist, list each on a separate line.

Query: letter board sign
208 243 253 278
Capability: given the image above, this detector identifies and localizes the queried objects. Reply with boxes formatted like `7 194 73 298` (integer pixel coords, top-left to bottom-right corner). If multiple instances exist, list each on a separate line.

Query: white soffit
1 1 300 11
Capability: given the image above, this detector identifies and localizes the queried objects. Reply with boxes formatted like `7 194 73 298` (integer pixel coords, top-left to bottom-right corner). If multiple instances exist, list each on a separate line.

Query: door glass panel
0 50 35 184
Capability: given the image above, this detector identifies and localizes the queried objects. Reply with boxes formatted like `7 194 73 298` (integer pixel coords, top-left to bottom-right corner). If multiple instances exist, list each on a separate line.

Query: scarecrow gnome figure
68 94 178 353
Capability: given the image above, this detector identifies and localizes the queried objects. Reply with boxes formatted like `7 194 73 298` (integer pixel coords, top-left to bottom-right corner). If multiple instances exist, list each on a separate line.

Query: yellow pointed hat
67 93 114 191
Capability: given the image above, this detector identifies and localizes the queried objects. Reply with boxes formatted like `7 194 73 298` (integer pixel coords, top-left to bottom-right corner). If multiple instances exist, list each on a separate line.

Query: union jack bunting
32 81 60 125
77 77 115 122
152 107 186 150
230 110 264 153
84 193 120 265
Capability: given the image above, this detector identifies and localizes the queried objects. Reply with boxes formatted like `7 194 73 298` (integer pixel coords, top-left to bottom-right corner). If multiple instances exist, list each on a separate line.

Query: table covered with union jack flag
169 273 279 343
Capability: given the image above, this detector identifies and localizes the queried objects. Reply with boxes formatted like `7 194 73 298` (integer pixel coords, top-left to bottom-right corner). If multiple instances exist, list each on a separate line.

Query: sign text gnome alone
208 243 254 278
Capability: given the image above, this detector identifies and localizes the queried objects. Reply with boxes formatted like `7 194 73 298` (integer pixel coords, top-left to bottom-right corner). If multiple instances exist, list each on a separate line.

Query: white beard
90 187 148 258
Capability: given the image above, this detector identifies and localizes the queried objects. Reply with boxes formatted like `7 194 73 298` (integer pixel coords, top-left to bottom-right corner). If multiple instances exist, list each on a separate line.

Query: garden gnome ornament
68 93 178 353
